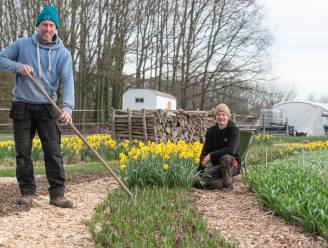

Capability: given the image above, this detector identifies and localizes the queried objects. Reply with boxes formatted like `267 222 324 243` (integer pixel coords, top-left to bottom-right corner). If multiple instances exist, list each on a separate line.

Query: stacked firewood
111 109 215 143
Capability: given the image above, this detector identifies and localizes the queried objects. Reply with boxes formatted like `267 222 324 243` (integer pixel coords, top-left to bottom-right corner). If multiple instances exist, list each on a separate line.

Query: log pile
111 109 215 143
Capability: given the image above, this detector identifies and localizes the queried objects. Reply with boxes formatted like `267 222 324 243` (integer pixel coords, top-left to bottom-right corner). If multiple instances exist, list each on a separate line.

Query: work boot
17 195 34 207
193 181 206 190
193 180 224 190
206 179 224 190
49 196 73 208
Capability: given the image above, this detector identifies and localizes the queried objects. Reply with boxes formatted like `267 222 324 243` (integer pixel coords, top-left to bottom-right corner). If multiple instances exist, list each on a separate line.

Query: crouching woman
196 103 241 192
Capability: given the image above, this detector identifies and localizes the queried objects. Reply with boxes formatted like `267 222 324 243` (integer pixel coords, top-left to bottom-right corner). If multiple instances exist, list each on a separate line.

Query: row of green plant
245 150 328 240
88 187 236 248
254 134 327 145
246 144 285 166
85 140 229 247
246 135 328 168
120 156 199 189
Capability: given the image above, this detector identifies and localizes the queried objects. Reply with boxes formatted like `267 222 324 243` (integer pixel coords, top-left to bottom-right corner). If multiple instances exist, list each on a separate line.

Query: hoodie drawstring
36 44 52 79
48 49 52 72
37 44 42 79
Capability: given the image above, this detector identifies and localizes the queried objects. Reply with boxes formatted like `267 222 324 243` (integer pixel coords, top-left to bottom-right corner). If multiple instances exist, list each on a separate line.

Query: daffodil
119 152 127 169
163 163 169 171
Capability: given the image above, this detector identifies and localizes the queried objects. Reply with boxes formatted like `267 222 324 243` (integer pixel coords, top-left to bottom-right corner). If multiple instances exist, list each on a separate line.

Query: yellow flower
163 154 170 160
128 147 141 160
119 152 127 169
0 140 15 149
32 139 42 150
105 139 117 149
163 163 169 171
121 140 130 150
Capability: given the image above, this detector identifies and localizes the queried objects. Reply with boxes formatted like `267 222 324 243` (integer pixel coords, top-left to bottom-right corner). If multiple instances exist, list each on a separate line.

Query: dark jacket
199 120 240 170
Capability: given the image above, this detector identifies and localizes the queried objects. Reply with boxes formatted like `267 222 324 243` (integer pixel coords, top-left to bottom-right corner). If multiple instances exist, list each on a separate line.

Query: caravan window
135 98 144 103
322 112 328 118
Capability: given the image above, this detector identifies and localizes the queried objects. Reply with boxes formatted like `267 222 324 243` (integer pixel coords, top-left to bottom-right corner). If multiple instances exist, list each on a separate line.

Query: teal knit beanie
35 6 60 29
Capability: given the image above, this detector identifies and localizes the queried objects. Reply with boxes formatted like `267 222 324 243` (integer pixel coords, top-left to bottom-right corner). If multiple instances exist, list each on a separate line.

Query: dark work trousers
201 154 239 187
10 101 65 199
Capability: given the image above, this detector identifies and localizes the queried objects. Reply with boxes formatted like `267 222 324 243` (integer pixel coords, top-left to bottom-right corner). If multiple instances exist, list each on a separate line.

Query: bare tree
0 0 273 116
243 82 297 115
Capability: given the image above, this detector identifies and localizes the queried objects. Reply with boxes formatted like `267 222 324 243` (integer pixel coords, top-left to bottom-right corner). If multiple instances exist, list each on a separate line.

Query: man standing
197 103 240 192
0 6 74 208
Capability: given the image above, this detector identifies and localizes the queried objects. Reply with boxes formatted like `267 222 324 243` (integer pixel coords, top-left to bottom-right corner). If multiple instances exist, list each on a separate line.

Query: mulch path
0 172 107 217
190 175 328 248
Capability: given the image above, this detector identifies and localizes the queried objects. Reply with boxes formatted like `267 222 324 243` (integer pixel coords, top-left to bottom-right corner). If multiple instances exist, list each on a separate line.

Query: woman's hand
201 154 211 167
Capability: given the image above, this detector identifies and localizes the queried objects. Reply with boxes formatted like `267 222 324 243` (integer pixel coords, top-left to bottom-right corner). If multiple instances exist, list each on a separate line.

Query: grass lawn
0 134 13 141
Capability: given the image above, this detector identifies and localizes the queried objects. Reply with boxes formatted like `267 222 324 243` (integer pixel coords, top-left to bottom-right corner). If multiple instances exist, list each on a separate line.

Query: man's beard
42 32 54 42
36 29 57 44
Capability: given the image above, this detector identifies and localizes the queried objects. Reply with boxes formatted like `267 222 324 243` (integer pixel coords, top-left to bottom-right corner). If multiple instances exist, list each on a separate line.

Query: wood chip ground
190 175 328 248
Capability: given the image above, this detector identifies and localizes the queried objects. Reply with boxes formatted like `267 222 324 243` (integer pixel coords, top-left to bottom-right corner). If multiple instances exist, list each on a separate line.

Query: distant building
122 88 177 110
257 108 284 126
273 101 328 136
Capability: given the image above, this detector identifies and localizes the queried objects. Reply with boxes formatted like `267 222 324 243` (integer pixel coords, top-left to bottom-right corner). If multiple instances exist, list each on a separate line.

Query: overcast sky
260 0 328 100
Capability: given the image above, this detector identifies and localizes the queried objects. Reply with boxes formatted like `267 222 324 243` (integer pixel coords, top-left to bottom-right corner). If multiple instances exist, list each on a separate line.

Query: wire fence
0 108 112 136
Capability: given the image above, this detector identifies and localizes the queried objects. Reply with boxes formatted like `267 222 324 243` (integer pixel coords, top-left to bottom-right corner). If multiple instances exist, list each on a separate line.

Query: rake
27 73 133 199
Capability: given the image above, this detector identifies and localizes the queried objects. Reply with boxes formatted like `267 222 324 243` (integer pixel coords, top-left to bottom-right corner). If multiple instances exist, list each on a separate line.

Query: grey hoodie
0 32 74 114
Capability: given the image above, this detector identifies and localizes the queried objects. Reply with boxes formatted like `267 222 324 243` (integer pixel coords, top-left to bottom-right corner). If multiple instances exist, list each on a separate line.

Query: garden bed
245 150 328 240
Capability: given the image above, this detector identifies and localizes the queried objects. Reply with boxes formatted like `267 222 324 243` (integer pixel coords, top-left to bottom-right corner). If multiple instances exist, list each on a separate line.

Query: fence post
128 108 132 143
142 108 148 143
262 113 265 134
301 144 305 166
111 108 116 140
